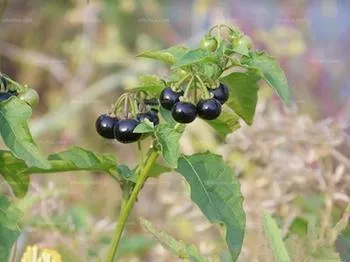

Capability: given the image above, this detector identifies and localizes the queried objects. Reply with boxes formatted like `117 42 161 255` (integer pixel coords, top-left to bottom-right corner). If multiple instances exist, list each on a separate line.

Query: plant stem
106 149 159 262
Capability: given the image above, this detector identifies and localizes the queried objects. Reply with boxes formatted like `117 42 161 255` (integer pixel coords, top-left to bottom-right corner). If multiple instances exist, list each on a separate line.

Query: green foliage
137 46 188 65
47 147 117 173
244 52 291 104
205 106 240 138
159 106 177 126
173 48 217 68
176 153 245 261
0 150 29 197
155 124 184 168
0 195 22 262
0 97 50 169
262 212 291 262
220 71 260 125
232 44 250 57
133 119 155 133
141 218 208 262
0 147 118 197
148 163 172 178
129 75 165 95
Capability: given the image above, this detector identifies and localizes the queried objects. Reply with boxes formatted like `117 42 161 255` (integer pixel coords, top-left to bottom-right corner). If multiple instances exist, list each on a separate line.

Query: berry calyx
114 119 141 143
136 110 159 126
159 87 183 110
197 98 222 120
171 102 197 124
209 83 229 104
95 114 118 139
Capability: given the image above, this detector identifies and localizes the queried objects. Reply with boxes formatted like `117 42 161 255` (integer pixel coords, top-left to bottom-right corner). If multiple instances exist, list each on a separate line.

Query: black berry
159 87 183 110
0 91 16 102
114 119 141 143
197 98 222 120
209 83 229 104
136 110 159 126
143 98 159 106
95 114 118 139
171 102 197 124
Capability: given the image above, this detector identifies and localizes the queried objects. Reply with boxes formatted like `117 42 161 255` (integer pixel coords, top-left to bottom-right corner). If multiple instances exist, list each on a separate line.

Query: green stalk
174 73 191 91
106 149 159 262
183 76 195 101
195 75 210 99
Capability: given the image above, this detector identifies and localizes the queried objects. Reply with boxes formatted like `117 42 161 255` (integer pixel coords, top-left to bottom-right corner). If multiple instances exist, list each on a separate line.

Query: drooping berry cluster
159 82 229 124
95 94 159 144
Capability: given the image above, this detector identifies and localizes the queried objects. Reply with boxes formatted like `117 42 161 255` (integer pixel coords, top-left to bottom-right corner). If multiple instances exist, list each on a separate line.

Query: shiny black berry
114 119 142 143
171 102 197 123
197 98 222 120
0 91 16 102
143 98 159 106
209 83 229 104
95 114 118 139
159 87 183 110
136 110 159 126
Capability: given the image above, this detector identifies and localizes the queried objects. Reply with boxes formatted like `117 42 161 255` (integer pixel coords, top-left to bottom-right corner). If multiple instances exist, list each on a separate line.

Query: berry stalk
106 148 159 262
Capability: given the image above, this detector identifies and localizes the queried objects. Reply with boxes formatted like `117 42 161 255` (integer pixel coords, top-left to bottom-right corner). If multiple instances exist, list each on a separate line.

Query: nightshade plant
0 24 289 261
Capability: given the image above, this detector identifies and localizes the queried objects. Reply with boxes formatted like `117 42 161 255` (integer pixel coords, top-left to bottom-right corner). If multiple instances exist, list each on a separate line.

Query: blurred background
0 0 350 261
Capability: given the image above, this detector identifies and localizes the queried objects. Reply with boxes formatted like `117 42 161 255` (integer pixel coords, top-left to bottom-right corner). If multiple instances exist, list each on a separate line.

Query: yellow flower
21 245 61 262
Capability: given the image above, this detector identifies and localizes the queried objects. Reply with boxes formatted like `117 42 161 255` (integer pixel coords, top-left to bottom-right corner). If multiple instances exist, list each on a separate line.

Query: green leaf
47 146 116 172
141 218 208 262
198 63 222 80
176 153 245 261
0 151 29 198
118 163 171 184
173 48 217 68
133 119 154 134
128 75 165 95
148 163 172 178
155 124 183 168
159 107 177 127
0 97 51 169
117 164 134 182
245 52 290 105
205 106 240 137
137 46 188 65
262 212 291 262
220 71 260 125
232 44 249 57
0 147 119 197
0 195 22 262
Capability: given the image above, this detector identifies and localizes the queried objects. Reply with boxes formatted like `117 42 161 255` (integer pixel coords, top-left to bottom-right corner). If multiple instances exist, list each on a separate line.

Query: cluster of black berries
95 105 159 144
0 76 17 101
159 83 229 123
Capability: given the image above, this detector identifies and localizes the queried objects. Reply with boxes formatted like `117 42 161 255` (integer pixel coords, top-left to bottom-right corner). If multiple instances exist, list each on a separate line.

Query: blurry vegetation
0 0 349 261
